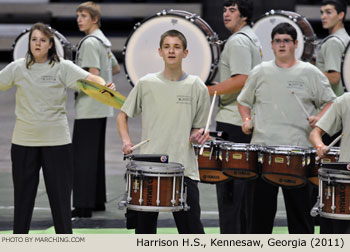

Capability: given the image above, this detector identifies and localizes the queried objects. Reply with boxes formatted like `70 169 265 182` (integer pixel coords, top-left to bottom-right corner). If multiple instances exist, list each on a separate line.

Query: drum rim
122 9 220 86
262 145 309 155
341 40 350 92
319 212 350 220
126 204 184 212
126 160 185 173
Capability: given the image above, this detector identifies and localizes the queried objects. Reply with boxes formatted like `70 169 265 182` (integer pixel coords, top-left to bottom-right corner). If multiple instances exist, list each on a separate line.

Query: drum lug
225 150 229 162
268 154 271 166
287 155 290 166
302 155 306 167
258 152 264 164
245 149 249 163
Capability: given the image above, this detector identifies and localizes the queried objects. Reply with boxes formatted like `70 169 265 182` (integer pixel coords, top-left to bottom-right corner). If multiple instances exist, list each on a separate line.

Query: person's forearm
207 75 248 96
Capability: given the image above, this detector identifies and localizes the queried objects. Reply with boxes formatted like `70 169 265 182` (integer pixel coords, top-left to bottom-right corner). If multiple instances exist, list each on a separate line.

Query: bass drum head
341 41 350 92
12 29 66 61
252 11 306 62
124 10 216 86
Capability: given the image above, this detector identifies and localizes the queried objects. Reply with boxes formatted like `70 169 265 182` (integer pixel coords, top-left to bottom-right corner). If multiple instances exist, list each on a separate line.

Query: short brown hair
76 1 101 27
159 30 187 50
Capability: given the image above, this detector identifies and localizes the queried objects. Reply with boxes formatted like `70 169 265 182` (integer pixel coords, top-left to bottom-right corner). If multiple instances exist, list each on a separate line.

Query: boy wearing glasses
237 23 336 233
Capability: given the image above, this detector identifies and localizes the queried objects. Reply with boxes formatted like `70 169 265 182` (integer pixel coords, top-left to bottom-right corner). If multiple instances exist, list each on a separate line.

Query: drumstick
316 133 343 162
130 139 150 151
292 91 310 119
199 91 217 155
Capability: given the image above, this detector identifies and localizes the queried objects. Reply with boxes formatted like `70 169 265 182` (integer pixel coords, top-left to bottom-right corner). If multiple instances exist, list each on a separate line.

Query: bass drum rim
12 27 72 61
123 9 220 86
252 10 315 62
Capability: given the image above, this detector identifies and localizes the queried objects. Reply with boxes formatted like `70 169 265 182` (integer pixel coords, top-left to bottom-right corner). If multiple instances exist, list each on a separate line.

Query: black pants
251 177 314 234
11 144 73 234
215 121 254 234
72 118 107 208
320 218 350 234
135 177 204 234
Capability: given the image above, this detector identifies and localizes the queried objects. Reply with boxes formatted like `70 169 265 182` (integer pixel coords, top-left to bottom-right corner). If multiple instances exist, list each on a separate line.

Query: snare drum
309 147 340 187
317 167 350 220
220 143 260 180
194 140 230 184
261 146 310 188
341 41 350 92
123 9 220 86
125 161 186 212
252 10 315 62
12 28 72 60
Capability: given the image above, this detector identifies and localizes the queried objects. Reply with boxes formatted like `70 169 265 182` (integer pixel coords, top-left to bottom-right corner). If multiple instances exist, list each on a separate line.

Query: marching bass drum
341 41 350 92
123 9 220 86
12 27 72 60
252 10 316 62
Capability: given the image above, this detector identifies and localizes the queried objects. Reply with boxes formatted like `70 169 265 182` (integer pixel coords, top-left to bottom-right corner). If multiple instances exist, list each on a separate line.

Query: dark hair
26 22 60 69
76 1 102 27
159 29 187 50
322 0 347 21
271 23 297 42
224 0 253 26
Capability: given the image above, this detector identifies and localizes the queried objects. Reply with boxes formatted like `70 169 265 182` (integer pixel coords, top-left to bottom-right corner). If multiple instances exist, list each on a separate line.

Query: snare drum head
252 11 305 61
13 30 65 60
341 42 350 91
124 10 218 86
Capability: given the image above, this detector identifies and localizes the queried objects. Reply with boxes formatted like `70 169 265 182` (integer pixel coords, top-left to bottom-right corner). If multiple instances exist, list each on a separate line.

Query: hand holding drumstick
316 133 343 162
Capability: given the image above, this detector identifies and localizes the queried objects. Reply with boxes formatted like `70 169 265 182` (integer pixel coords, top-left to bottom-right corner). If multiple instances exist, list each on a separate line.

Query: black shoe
71 208 92 218
93 203 106 211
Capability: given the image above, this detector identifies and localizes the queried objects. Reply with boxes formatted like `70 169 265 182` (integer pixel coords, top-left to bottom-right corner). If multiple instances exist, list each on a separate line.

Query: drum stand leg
156 176 160 206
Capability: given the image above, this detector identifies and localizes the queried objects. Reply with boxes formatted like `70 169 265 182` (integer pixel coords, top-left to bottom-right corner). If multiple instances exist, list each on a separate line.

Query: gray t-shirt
238 60 336 147
0 58 89 146
75 28 118 119
216 25 262 126
121 72 210 180
316 92 350 162
316 28 350 96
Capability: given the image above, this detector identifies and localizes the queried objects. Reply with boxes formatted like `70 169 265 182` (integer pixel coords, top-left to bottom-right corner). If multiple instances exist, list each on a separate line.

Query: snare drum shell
128 175 182 208
319 168 350 219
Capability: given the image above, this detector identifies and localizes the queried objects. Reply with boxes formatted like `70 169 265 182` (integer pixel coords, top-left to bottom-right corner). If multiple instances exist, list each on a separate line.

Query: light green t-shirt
75 29 118 119
121 72 210 180
0 58 89 146
316 93 350 162
316 28 350 96
216 25 262 126
237 60 336 147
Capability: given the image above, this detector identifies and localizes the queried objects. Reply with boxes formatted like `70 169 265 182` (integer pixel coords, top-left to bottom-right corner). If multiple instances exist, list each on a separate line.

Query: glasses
272 38 294 44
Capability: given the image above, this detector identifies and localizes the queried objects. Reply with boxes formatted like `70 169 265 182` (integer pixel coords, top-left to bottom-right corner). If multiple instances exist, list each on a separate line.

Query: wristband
316 143 325 150
243 117 251 122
